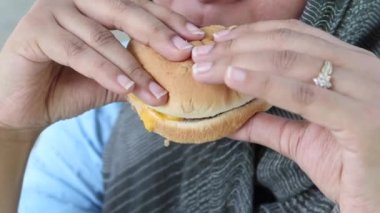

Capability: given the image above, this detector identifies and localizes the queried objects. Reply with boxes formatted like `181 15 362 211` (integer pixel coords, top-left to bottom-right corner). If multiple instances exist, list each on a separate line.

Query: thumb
229 112 312 160
230 113 341 200
230 112 337 163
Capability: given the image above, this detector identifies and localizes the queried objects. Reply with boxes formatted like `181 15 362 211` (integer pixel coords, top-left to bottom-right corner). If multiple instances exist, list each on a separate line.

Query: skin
0 0 204 210
154 0 305 26
191 14 380 213
0 0 379 212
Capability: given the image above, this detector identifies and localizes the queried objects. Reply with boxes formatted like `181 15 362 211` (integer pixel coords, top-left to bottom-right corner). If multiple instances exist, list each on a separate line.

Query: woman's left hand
192 20 380 213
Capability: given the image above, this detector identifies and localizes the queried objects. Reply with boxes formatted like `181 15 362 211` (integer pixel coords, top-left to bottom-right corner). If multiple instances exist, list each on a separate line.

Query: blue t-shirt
19 103 124 213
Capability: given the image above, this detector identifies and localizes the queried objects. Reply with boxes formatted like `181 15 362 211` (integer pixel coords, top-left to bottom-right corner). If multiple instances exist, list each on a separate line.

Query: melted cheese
129 95 183 131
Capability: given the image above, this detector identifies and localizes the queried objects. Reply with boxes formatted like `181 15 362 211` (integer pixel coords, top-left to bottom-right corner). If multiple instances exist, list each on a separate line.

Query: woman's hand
192 20 380 212
0 0 204 130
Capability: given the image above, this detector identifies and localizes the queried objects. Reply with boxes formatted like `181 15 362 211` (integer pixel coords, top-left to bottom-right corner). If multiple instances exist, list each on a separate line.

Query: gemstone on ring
313 61 333 89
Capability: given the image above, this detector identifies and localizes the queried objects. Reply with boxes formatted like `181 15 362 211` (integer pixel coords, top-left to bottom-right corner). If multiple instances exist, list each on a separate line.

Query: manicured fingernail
213 29 231 40
192 62 213 74
149 81 168 99
227 66 247 81
117 75 135 91
186 23 205 36
192 44 214 57
172 36 193 50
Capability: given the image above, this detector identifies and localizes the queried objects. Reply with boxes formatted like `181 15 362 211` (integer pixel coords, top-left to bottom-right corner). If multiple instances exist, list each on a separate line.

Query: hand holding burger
191 20 380 213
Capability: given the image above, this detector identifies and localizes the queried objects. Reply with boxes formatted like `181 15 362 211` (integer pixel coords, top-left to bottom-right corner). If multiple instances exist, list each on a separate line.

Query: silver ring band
313 61 333 89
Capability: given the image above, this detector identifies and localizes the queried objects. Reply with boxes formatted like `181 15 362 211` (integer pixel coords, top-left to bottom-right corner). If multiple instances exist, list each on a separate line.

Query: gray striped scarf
102 0 380 212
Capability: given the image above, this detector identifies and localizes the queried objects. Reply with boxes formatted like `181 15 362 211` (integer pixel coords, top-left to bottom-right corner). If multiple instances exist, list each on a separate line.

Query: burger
128 25 271 144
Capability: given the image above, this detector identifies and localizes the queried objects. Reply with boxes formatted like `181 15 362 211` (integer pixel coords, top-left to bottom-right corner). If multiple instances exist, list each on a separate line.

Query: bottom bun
130 98 271 144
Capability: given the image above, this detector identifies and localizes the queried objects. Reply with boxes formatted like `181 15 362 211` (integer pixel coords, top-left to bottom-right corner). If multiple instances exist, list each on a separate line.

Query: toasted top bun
128 25 253 119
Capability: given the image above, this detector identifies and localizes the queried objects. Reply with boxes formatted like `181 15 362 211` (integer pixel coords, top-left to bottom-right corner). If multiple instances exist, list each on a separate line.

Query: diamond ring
313 61 333 89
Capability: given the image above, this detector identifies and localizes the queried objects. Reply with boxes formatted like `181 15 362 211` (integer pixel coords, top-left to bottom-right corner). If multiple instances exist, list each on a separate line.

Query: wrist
0 127 42 140
0 127 41 212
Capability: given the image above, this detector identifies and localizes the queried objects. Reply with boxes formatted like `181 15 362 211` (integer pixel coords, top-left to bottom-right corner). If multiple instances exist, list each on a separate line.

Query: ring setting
313 61 333 89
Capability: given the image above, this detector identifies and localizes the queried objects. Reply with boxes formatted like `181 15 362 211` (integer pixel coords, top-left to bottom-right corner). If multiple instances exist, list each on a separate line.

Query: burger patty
183 100 254 122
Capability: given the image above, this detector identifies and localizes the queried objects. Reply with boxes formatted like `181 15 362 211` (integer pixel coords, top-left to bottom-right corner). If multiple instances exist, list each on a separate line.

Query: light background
0 0 35 47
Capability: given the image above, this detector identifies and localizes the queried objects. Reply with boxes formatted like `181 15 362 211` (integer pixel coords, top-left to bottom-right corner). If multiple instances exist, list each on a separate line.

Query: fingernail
172 36 193 50
213 29 231 40
149 81 168 99
186 23 205 36
192 44 214 57
192 62 213 74
117 75 135 91
227 66 247 81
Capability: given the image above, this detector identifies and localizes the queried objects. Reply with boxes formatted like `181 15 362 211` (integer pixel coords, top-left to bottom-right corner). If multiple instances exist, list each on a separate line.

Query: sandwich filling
129 95 254 132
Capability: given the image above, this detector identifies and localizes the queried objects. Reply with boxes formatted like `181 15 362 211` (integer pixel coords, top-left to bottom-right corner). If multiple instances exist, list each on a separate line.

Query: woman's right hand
0 0 204 130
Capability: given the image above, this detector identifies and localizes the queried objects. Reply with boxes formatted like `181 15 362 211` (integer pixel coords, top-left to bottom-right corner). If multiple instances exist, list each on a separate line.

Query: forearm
0 128 41 213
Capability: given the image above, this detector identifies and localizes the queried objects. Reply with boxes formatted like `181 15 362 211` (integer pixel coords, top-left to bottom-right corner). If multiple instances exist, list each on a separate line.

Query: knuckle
88 59 116 78
272 50 298 72
150 22 168 35
109 0 136 23
278 120 310 160
257 75 273 96
109 0 135 29
126 65 140 76
146 22 169 45
278 120 300 159
224 39 237 52
132 0 149 5
125 62 151 84
94 59 113 70
161 8 180 21
246 118 256 142
19 14 39 26
64 38 86 59
90 27 115 46
18 40 44 61
19 11 50 28
292 84 316 109
270 28 294 46
110 0 129 12
169 10 185 23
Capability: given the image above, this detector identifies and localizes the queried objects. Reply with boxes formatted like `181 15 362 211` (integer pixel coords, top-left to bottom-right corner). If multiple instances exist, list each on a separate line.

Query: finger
54 8 168 105
34 24 158 104
138 0 205 38
224 66 361 130
214 20 374 56
74 0 193 61
37 25 136 93
230 112 313 160
193 51 379 103
195 29 374 74
229 112 341 199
